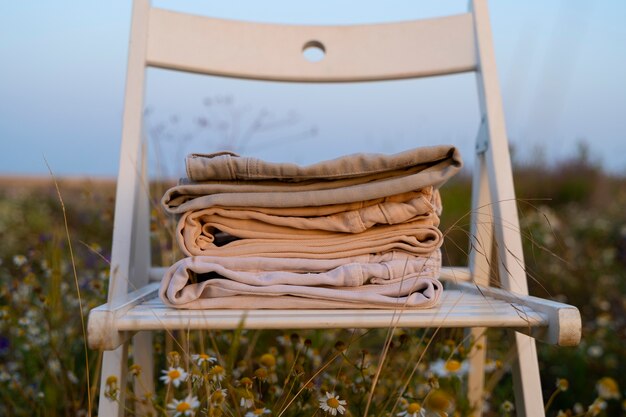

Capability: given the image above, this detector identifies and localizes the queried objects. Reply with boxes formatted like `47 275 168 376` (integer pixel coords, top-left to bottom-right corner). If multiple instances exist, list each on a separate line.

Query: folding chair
88 1 582 415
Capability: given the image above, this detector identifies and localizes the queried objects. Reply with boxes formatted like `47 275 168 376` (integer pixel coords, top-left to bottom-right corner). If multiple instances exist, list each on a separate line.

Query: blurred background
1 0 625 177
1 2 626 416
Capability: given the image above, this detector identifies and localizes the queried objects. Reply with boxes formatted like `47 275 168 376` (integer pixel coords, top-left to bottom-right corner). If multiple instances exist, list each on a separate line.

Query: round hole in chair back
302 40 325 62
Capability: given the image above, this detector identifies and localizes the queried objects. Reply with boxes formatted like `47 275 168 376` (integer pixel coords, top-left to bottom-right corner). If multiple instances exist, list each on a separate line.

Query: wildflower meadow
1 148 625 416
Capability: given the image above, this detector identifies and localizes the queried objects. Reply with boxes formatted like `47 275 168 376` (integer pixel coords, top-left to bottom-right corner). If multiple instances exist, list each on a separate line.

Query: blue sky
1 1 625 177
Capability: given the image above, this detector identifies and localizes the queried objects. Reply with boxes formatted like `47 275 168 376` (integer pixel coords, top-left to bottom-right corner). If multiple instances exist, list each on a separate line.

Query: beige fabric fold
177 188 442 257
178 218 443 258
186 145 459 182
178 188 438 234
158 145 458 310
160 252 442 309
163 145 462 213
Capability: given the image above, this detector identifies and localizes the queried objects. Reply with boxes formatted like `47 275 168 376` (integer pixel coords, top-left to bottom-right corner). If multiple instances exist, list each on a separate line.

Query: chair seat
88 268 581 350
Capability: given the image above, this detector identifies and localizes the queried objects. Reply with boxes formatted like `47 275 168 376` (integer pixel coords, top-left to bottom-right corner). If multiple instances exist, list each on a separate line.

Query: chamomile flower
254 367 269 382
245 408 271 416
13 255 27 267
588 398 607 416
423 389 455 417
397 402 422 417
596 377 620 399
209 365 226 383
167 395 200 417
191 353 217 367
67 370 79 384
259 353 276 368
210 388 228 407
429 359 469 378
167 351 181 367
319 392 347 416
160 366 188 387
587 345 604 358
573 403 584 414
129 364 142 377
500 400 514 413
483 358 502 373
104 375 119 399
240 390 255 409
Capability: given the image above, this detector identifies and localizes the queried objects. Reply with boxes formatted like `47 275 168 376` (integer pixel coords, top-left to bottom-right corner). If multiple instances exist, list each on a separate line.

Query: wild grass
0 150 625 416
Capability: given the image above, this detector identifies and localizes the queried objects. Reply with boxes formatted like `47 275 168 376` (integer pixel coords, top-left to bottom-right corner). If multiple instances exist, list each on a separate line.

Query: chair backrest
108 0 528 305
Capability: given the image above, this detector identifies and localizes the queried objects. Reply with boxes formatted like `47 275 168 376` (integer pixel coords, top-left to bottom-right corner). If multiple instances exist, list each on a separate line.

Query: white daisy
167 395 200 417
209 364 226 383
210 388 228 407
191 353 217 367
429 359 469 378
240 391 255 409
13 255 27 267
319 392 347 416
596 377 620 400
483 358 501 373
588 398 607 416
397 402 422 417
160 366 188 387
500 400 514 413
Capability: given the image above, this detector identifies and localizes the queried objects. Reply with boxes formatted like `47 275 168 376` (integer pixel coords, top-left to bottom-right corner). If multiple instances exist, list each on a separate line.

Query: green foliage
1 148 625 416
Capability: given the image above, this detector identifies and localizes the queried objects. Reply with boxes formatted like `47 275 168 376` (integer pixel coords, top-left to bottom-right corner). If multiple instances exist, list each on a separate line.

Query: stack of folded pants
159 145 462 309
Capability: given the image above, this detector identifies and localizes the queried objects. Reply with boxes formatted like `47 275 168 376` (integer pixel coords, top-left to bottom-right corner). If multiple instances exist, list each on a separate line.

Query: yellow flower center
211 365 225 375
176 402 191 411
599 377 618 393
260 353 276 368
199 354 209 360
445 360 462 373
425 390 452 411
327 398 340 408
253 409 266 415
168 369 181 379
254 368 268 380
211 390 225 403
129 364 141 375
407 403 421 413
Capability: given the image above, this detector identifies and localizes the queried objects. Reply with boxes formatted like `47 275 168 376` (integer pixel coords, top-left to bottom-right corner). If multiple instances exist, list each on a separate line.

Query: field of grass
0 151 625 416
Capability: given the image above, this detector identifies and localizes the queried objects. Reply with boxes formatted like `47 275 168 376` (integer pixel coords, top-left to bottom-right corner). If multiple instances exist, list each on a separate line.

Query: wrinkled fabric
180 188 438 234
178 219 443 258
158 145 461 310
160 252 442 309
177 189 442 257
186 145 459 182
163 145 461 213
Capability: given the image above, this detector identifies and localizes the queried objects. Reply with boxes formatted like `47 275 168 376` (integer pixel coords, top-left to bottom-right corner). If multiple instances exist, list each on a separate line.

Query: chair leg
510 332 545 417
98 344 129 417
132 331 156 415
467 327 487 417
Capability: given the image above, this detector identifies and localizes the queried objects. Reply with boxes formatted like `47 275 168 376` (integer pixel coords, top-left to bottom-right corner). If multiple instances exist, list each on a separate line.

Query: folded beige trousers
178 218 443 258
180 188 438 234
186 145 459 182
177 189 442 257
163 145 461 213
160 252 442 309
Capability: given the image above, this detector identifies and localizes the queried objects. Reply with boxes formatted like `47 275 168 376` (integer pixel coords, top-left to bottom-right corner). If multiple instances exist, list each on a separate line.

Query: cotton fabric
159 145 462 309
160 252 442 309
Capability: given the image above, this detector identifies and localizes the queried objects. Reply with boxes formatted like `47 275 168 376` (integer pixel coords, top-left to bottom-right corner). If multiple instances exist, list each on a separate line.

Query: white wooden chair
88 1 582 416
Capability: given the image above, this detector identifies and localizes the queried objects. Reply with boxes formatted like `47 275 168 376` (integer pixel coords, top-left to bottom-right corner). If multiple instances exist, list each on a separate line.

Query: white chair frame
88 1 582 416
